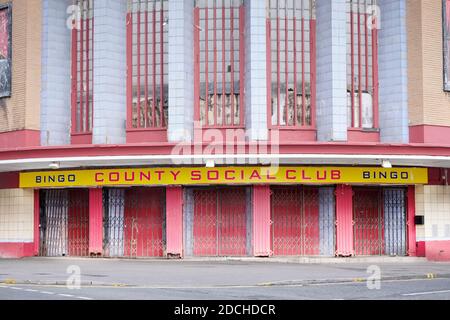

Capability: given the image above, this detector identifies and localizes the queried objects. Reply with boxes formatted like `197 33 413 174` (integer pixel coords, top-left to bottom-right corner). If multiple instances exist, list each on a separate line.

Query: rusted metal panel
335 185 354 256
253 185 271 257
89 188 103 256
166 186 183 257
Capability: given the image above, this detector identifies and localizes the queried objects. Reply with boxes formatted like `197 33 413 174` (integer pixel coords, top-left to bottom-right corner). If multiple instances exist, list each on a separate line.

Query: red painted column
33 190 40 256
89 188 103 256
335 185 354 257
407 186 417 257
166 186 183 258
253 185 271 257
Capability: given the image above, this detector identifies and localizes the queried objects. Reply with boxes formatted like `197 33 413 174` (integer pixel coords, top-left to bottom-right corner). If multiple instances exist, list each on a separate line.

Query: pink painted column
253 185 271 257
407 186 417 257
335 185 354 256
166 186 183 258
89 188 103 256
33 190 40 256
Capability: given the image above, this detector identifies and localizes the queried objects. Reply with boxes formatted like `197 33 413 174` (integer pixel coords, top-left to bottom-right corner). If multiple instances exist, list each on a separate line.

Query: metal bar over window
72 0 94 134
347 0 378 129
194 0 245 128
267 0 316 128
127 0 168 129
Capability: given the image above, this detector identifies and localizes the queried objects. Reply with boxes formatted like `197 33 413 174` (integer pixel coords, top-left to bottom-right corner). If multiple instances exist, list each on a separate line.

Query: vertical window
71 0 94 134
194 0 245 127
0 4 12 98
267 0 316 128
443 0 450 91
347 0 378 129
128 0 169 129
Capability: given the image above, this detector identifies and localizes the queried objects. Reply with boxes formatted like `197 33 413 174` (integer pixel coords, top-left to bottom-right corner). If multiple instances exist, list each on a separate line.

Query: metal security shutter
40 189 89 257
271 186 320 256
353 188 384 256
103 188 166 258
192 187 249 257
384 188 407 256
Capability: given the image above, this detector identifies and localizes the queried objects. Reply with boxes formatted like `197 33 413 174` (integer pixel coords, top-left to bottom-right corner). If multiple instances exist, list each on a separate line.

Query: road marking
40 291 55 295
25 289 38 292
59 294 74 298
10 287 22 290
402 289 450 297
76 296 94 300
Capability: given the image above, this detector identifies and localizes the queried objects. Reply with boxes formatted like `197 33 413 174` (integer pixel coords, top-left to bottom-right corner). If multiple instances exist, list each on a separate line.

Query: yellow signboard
19 167 428 188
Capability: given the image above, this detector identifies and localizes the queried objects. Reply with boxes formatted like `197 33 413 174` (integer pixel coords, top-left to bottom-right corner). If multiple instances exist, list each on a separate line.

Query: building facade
0 0 449 261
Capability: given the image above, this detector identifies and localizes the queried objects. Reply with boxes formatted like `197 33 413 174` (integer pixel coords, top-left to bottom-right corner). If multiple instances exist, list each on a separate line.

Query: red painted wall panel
335 185 354 256
407 186 416 257
0 172 19 189
0 242 34 258
89 188 103 256
409 125 450 144
33 190 39 256
416 241 426 257
425 240 450 261
166 186 183 257
0 130 40 150
253 185 271 257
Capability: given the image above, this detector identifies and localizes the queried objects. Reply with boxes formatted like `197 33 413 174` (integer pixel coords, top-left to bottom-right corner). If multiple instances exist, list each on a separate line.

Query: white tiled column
316 0 348 142
378 0 409 143
93 0 127 144
40 0 72 146
168 0 194 142
244 0 268 141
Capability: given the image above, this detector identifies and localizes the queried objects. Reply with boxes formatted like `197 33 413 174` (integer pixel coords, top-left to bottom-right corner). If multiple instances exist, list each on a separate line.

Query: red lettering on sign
331 170 341 180
170 170 181 181
109 172 120 182
95 173 104 182
124 172 135 182
140 171 151 182
301 170 312 180
207 170 219 180
155 171 164 180
266 170 276 180
316 170 327 180
191 171 201 181
286 170 297 180
225 170 236 180
250 170 261 180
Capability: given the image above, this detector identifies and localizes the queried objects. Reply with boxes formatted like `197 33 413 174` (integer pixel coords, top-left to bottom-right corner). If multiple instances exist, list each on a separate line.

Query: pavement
0 257 449 300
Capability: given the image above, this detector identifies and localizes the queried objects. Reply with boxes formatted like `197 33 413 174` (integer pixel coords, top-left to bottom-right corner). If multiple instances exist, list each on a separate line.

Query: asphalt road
0 258 450 300
1 278 450 300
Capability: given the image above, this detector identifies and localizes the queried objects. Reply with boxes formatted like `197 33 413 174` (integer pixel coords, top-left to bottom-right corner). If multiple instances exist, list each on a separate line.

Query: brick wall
0 0 41 133
407 0 450 127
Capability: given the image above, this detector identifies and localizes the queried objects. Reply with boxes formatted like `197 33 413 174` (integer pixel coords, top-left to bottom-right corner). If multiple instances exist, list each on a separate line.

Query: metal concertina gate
190 187 249 257
353 188 407 256
103 187 166 258
39 189 89 257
